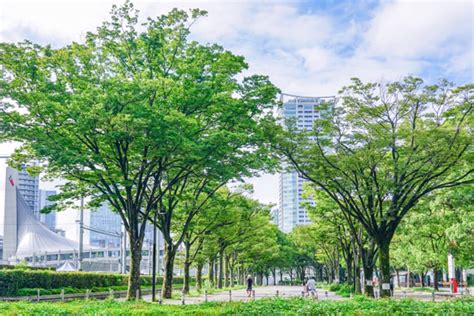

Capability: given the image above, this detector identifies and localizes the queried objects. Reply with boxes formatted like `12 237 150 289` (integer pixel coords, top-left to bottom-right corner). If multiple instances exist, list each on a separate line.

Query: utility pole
157 227 161 276
121 224 127 274
152 212 157 302
78 195 84 271
152 209 166 301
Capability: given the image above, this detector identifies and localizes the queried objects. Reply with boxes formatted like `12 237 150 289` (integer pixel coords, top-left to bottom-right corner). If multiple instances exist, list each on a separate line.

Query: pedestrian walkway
142 286 344 305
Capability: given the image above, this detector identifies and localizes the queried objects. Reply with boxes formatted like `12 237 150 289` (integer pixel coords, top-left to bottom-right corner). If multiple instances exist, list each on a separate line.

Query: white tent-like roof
14 188 82 257
57 260 77 272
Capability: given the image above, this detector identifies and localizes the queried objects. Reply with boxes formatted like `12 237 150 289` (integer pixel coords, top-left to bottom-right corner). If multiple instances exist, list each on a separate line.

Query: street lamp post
152 209 166 302
78 195 84 271
152 212 157 302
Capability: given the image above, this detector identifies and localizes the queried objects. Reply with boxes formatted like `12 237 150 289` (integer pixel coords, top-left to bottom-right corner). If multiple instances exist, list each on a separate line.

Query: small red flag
8 175 14 186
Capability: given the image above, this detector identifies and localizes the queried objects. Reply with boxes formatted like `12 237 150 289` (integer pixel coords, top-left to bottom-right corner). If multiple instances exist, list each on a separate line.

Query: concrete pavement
142 285 344 305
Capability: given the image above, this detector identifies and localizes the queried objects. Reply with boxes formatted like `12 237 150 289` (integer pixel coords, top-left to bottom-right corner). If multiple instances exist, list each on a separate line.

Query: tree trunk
162 241 176 299
354 266 362 294
346 254 353 285
279 270 283 284
197 262 203 290
335 261 340 283
352 240 362 293
420 272 425 287
182 242 191 294
361 240 376 297
407 268 411 288
363 264 374 297
238 267 243 286
395 269 400 288
378 241 391 297
224 254 230 288
272 268 277 285
218 248 224 289
300 266 306 283
433 269 439 291
208 258 214 288
127 238 143 300
258 272 263 286
214 260 219 287
229 255 235 287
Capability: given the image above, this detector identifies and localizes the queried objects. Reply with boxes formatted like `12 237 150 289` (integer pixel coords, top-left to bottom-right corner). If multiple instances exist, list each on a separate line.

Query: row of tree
276 77 473 297
1 1 471 301
0 3 281 299
288 185 473 295
175 186 325 293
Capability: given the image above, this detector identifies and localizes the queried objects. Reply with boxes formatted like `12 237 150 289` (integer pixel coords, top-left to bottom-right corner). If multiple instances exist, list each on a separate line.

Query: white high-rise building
278 95 334 233
39 190 57 231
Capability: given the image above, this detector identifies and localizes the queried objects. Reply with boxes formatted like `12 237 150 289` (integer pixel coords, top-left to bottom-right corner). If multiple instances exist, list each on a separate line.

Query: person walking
305 277 316 297
246 275 254 297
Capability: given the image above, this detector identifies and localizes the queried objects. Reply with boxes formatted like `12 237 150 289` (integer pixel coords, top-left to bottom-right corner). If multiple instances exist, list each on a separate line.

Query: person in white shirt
305 277 316 296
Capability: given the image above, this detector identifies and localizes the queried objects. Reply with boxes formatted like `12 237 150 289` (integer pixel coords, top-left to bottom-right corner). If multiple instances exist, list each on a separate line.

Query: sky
0 0 473 204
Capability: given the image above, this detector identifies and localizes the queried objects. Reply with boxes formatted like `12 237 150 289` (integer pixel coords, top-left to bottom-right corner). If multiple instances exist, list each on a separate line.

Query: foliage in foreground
1 297 473 315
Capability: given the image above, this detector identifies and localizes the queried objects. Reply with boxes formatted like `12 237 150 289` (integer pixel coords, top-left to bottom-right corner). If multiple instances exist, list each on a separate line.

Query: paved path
143 286 344 305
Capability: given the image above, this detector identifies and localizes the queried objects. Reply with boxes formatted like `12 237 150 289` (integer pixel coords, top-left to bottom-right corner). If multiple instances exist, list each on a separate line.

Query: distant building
278 95 334 233
89 203 122 248
39 190 57 231
270 207 279 226
17 168 40 219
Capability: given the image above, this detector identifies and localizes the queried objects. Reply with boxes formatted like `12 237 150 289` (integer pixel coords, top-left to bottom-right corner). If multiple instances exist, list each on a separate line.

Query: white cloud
360 0 473 59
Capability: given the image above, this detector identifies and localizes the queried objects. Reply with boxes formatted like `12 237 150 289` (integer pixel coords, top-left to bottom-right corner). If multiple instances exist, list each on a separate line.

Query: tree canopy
0 2 279 299
277 77 473 296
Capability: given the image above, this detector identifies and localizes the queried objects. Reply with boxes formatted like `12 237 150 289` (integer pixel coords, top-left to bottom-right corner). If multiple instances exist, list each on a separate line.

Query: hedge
0 269 189 296
0 264 54 271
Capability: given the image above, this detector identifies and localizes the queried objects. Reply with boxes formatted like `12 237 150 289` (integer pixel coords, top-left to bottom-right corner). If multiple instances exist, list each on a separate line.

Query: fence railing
0 288 158 302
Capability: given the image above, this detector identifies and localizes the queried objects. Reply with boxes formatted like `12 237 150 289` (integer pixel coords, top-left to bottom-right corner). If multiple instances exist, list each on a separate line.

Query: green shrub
0 269 193 296
0 297 473 315
229 297 474 315
329 283 342 291
0 269 157 296
0 264 54 271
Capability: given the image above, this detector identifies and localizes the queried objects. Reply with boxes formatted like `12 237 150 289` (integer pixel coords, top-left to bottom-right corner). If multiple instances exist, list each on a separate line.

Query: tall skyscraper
278 95 334 233
17 168 40 219
39 190 57 231
89 203 123 248
270 207 279 226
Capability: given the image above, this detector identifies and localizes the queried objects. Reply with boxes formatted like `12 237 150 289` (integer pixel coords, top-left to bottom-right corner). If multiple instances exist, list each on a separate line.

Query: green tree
278 77 473 296
0 3 279 299
178 187 247 293
392 186 474 290
304 186 376 295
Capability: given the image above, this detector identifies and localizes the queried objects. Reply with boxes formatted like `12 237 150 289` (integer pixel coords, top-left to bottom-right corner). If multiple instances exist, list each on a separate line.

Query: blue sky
0 0 473 203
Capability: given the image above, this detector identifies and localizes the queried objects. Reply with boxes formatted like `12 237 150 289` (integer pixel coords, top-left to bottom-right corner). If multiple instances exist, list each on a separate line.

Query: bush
229 297 474 315
0 269 194 296
1 297 473 315
0 264 54 271
0 269 156 296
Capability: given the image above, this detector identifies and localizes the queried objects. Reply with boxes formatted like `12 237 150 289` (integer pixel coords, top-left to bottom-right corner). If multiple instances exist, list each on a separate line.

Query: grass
409 287 438 292
0 296 473 315
316 282 353 297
